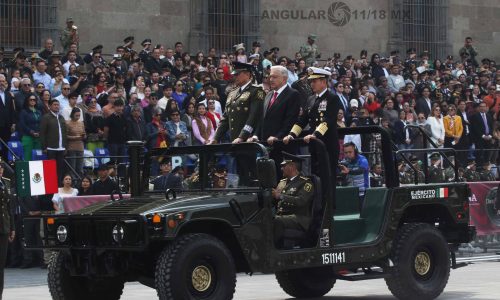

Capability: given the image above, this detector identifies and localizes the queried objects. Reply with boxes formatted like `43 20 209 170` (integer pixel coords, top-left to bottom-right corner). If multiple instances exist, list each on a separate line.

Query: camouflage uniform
429 165 446 183
479 169 496 181
299 42 321 66
464 168 481 182
444 167 456 182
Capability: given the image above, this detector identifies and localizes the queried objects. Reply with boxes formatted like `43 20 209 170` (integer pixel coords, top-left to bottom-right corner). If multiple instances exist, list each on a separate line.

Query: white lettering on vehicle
322 252 346 265
410 189 436 200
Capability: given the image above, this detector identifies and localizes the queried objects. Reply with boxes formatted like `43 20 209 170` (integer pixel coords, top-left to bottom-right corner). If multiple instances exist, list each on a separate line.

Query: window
190 0 260 53
0 0 58 50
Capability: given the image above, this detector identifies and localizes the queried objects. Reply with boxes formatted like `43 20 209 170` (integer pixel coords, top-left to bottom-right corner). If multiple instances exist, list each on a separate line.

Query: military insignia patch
304 183 312 192
256 89 265 100
240 91 251 100
318 100 327 111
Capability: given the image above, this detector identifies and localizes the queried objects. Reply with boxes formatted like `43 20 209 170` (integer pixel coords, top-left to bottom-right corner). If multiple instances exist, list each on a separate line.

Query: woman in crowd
18 93 42 160
172 81 188 109
140 86 152 108
206 99 221 129
382 98 399 126
146 108 168 149
94 72 108 94
34 82 45 98
52 174 79 213
191 103 214 145
66 108 86 177
195 52 208 72
181 102 196 137
39 89 51 114
78 176 93 196
49 70 67 97
84 96 105 153
443 104 463 148
426 105 445 148
163 99 180 121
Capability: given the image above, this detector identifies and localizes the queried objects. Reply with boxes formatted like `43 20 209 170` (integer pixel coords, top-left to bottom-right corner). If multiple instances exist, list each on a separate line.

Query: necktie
341 95 347 111
268 91 278 109
482 113 489 135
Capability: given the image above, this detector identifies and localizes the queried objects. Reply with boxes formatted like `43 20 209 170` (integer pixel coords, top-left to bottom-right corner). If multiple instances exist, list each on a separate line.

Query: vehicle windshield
143 143 268 193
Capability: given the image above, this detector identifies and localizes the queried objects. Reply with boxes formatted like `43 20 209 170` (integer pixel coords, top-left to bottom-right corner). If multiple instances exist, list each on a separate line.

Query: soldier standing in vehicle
272 153 314 248
429 153 446 183
444 155 457 182
211 62 265 185
284 67 341 193
405 155 425 184
299 34 321 66
464 159 481 182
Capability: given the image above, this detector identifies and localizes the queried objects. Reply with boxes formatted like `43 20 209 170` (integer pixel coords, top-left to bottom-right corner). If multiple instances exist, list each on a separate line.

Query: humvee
24 126 475 300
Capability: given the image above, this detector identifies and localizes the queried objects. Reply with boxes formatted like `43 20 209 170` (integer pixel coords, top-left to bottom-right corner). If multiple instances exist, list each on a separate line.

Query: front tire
48 251 124 300
155 233 236 300
385 223 450 300
276 267 336 298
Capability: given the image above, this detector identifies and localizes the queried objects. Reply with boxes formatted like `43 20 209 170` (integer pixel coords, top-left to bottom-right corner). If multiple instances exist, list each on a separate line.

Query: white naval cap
307 67 331 80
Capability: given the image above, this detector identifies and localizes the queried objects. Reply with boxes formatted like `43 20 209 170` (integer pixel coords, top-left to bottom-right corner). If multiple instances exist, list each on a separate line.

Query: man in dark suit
415 86 433 118
470 102 494 166
249 65 301 177
0 74 16 162
456 100 472 166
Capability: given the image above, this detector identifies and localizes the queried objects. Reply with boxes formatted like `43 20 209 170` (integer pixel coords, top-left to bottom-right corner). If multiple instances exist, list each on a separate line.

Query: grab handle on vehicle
229 199 245 225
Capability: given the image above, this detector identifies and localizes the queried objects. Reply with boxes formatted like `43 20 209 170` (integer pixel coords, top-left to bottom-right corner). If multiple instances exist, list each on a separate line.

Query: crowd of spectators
0 34 499 186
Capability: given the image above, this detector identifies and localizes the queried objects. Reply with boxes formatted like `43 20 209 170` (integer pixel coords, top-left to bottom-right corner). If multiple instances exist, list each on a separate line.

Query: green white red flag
16 160 58 197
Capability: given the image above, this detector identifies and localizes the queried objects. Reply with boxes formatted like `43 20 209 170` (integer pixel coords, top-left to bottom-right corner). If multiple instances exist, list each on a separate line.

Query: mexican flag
437 187 449 198
16 160 58 197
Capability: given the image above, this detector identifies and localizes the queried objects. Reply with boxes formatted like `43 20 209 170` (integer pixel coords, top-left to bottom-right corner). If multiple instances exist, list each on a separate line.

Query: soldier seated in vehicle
272 153 314 248
404 155 425 184
464 159 481 182
429 153 446 183
479 161 496 181
444 155 457 182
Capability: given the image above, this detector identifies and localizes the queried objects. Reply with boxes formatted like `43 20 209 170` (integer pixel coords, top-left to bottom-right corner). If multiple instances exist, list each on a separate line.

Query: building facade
1 0 499 62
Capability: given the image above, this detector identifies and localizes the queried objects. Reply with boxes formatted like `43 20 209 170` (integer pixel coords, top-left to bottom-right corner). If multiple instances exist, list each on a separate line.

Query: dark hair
80 175 93 185
175 42 183 47
48 98 59 105
23 93 38 110
114 99 125 107
70 107 81 119
170 109 180 115
204 86 214 93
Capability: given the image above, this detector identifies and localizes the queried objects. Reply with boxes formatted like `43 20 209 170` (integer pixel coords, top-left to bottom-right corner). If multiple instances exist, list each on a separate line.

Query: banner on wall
468 182 500 236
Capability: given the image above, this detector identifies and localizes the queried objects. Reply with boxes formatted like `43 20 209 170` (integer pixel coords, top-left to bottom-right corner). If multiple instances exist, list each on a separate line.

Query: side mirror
256 158 276 189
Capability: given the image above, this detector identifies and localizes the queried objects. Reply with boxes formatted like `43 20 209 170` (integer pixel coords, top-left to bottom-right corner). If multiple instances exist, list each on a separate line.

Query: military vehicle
24 126 475 300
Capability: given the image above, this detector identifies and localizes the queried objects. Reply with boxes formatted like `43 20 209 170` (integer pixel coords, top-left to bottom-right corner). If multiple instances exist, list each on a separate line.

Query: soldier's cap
467 158 476 165
409 155 420 163
270 47 280 52
307 67 331 80
141 38 152 46
231 61 253 75
66 17 74 23
406 48 416 54
123 36 134 45
92 45 103 52
281 152 304 166
50 51 62 58
308 34 317 41
252 41 261 47
429 153 441 160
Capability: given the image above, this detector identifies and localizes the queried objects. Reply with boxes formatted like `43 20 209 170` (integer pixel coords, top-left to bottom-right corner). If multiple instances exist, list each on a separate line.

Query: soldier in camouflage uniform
444 155 457 182
299 34 321 66
429 153 446 183
464 159 481 182
405 155 425 184
272 153 314 248
398 160 412 185
60 17 79 53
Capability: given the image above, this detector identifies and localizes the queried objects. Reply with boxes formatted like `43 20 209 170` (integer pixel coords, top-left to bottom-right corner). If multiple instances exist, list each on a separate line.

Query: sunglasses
29 98 37 101
171 113 180 116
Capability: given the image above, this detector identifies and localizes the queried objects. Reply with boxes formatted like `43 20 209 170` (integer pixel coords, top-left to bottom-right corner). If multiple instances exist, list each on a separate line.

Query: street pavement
3 261 500 299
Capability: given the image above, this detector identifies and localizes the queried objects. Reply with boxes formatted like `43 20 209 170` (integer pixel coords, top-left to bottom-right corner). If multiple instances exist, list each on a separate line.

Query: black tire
48 251 124 300
155 233 236 300
275 267 336 298
385 223 450 300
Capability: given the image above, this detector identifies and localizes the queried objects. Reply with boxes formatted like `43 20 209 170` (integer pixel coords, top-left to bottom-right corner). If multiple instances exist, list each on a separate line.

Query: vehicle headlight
56 225 68 243
112 224 124 243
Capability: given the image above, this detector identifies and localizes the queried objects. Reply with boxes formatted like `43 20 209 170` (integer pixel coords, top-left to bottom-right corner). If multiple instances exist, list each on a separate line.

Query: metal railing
0 0 58 51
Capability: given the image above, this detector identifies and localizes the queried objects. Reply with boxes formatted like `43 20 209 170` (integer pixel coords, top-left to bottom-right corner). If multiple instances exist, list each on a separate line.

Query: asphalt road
3 261 499 299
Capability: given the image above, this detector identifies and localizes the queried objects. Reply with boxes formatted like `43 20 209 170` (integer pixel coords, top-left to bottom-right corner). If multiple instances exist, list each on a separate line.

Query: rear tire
385 223 450 300
275 267 336 298
155 233 236 300
48 251 124 300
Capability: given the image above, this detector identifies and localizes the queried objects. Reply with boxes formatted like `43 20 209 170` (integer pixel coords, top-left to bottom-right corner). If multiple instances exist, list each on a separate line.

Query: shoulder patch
304 182 312 192
300 176 310 181
256 89 265 100
280 178 287 182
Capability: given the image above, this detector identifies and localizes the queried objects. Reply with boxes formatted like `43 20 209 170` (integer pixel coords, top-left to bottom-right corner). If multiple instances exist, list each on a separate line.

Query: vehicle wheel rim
192 265 212 292
414 251 432 276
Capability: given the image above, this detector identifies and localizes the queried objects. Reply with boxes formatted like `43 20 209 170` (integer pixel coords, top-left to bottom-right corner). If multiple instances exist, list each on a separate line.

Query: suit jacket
415 97 432 118
470 112 494 146
0 90 15 128
40 112 67 150
393 120 418 145
457 110 471 138
276 175 314 230
258 85 301 140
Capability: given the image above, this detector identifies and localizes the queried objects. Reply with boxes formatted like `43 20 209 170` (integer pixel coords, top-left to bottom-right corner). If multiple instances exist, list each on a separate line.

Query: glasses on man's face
94 56 101 59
